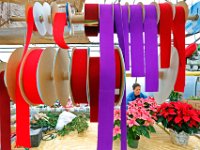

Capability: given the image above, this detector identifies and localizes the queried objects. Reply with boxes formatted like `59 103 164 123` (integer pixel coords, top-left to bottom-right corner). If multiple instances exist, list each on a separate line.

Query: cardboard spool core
54 49 70 106
151 2 160 24
5 48 23 102
38 47 57 106
154 47 179 104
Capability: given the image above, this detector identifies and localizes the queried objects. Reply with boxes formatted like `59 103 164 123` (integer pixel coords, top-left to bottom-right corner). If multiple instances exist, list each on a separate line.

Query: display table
12 123 200 150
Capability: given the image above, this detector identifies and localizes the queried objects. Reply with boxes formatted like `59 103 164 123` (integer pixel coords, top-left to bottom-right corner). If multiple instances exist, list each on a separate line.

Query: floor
13 123 200 150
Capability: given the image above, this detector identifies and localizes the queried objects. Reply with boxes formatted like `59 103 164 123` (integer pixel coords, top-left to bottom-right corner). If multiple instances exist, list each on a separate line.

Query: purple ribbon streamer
114 4 127 150
144 5 159 92
122 5 130 71
130 5 145 77
97 5 115 150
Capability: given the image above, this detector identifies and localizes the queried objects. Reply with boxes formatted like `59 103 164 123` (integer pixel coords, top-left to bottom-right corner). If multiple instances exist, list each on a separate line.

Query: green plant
113 97 158 142
169 91 182 102
31 112 60 129
157 102 200 134
188 96 200 101
57 114 89 136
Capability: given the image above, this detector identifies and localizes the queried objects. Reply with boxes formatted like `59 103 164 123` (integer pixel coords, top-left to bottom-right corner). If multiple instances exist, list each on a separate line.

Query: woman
126 83 147 105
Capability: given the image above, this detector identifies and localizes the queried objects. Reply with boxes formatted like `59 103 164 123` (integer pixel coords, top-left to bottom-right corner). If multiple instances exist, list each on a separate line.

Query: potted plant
169 91 182 102
157 101 200 146
113 97 158 148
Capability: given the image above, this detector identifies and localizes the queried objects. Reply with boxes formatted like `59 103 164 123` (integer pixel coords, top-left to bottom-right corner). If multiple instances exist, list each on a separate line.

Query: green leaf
148 126 156 133
157 117 164 123
132 126 137 132
141 128 150 139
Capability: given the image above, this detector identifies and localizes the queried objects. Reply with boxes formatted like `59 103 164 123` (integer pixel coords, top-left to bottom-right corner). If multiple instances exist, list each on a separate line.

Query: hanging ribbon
130 5 145 77
114 4 127 150
144 5 159 92
53 13 70 49
173 6 186 92
70 49 88 104
0 71 11 150
15 6 35 147
122 5 130 71
98 4 115 150
85 4 99 36
159 3 173 68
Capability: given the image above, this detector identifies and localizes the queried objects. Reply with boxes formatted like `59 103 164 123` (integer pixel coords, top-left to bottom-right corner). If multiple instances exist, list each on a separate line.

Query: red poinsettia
157 101 200 134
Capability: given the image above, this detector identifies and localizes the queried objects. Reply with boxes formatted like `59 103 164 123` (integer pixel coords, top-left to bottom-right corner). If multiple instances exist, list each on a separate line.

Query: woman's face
134 86 141 96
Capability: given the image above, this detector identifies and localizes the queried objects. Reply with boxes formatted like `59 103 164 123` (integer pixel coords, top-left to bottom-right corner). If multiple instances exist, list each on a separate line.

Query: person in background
126 83 147 105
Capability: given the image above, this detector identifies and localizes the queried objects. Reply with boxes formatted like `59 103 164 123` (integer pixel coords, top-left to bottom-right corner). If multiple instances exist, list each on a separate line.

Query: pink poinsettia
113 125 121 136
113 97 159 140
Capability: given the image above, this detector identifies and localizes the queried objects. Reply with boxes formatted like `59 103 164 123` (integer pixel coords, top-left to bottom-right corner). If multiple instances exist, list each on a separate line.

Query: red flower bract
157 101 200 134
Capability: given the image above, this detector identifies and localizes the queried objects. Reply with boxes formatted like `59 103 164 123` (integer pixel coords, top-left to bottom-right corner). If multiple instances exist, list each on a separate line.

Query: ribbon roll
53 13 70 49
185 43 197 58
5 48 23 102
121 5 130 71
54 49 70 106
0 68 11 150
159 3 173 68
173 6 186 92
20 48 57 106
89 48 125 122
130 5 145 77
98 5 115 150
144 5 159 92
70 48 88 105
84 4 99 36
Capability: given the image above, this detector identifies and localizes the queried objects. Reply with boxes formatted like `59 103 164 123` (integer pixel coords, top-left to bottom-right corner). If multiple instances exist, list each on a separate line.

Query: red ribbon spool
70 48 88 104
85 4 99 36
89 48 125 122
20 49 44 105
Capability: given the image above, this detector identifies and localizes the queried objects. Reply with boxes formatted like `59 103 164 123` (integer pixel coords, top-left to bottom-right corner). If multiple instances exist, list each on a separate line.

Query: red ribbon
15 6 35 148
173 6 186 92
0 71 11 150
22 49 44 104
70 49 88 104
159 3 173 68
89 49 122 122
84 4 99 36
53 13 70 49
185 43 197 58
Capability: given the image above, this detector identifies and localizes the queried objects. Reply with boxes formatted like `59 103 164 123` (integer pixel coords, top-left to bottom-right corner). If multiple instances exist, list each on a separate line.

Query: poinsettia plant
113 97 158 142
157 101 200 134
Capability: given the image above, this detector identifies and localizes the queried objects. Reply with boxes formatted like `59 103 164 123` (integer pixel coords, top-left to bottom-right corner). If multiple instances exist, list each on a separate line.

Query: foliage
169 91 182 102
157 101 200 134
31 112 60 129
113 97 158 141
188 96 200 101
57 114 89 136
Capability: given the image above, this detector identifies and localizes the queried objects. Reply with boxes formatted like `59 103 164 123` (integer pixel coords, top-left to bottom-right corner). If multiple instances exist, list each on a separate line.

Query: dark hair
132 83 141 90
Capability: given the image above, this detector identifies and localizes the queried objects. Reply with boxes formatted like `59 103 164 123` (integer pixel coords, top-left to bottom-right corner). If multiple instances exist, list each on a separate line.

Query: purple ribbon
114 4 127 150
144 5 159 92
122 5 130 71
98 5 115 150
130 5 145 77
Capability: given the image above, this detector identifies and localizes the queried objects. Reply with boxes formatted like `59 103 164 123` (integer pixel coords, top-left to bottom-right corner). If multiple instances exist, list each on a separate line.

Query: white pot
169 129 189 146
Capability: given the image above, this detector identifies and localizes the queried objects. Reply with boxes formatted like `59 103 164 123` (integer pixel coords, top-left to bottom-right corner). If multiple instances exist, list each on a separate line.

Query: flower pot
128 138 139 149
169 129 189 146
